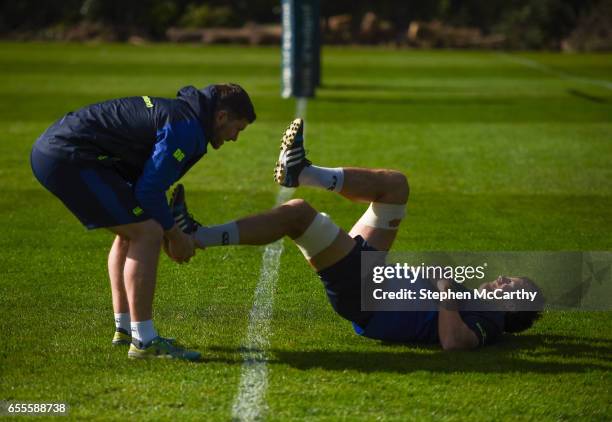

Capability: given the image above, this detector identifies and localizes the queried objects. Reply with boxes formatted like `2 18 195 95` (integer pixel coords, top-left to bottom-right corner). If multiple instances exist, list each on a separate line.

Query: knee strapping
357 202 406 230
294 212 340 259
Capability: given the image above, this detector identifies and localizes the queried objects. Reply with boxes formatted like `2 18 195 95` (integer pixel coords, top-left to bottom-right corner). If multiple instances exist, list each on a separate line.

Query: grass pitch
0 42 611 420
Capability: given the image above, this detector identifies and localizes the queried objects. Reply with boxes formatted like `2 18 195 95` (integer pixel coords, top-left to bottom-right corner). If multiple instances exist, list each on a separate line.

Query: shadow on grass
206 334 612 374
316 95 512 107
321 83 470 94
566 89 608 104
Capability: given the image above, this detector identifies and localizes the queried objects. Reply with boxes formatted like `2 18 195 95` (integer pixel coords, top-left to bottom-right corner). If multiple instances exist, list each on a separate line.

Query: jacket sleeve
134 121 199 230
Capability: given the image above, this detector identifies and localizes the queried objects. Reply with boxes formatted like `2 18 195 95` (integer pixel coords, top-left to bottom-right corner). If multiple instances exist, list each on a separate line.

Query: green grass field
0 42 611 420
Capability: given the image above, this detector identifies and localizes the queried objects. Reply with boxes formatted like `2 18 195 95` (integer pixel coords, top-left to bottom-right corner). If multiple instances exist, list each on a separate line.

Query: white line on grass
231 97 308 421
498 53 612 91
295 97 308 119
230 187 293 422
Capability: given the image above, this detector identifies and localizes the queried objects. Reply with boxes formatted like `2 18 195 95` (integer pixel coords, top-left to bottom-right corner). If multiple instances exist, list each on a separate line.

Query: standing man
31 84 256 360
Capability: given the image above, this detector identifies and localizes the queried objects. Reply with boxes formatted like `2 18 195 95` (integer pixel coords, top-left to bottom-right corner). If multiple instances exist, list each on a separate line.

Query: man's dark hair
504 277 545 333
214 83 256 123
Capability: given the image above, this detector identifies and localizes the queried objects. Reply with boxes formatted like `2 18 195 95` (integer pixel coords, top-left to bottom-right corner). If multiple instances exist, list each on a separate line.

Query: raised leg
338 168 409 205
339 168 409 251
195 198 356 272
235 199 317 243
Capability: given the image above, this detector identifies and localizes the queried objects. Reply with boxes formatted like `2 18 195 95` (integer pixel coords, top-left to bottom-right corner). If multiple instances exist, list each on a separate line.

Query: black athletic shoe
169 184 201 234
274 118 311 187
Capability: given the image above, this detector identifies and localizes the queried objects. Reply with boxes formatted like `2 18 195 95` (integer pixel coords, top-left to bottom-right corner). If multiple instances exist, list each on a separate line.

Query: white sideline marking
498 53 612 90
230 187 293 422
296 97 308 120
231 98 307 421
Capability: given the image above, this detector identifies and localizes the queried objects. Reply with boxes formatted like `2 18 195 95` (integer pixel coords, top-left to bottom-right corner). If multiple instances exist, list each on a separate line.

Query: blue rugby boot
112 328 176 347
128 337 201 361
170 184 201 234
274 118 311 187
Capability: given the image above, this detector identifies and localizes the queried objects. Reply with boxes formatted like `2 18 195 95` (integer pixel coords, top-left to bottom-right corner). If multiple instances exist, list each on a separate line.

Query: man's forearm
438 307 474 350
436 278 478 350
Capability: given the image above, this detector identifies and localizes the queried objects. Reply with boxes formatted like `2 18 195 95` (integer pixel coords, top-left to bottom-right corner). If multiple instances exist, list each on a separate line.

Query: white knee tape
357 202 406 230
295 212 340 260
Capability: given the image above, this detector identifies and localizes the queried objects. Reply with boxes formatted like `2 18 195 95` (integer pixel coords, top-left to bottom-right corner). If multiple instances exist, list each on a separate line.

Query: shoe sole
128 351 175 359
128 351 200 361
274 118 303 185
119 336 176 347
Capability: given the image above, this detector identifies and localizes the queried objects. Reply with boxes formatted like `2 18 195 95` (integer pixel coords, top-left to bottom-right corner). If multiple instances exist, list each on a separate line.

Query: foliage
0 0 608 49
179 4 236 28
494 0 591 49
562 0 612 51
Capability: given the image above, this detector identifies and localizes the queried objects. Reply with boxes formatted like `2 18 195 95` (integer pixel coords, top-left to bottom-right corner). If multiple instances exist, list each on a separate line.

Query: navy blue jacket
35 85 217 230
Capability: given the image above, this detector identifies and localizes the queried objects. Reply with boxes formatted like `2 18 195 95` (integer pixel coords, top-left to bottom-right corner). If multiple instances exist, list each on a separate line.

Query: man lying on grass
171 118 544 350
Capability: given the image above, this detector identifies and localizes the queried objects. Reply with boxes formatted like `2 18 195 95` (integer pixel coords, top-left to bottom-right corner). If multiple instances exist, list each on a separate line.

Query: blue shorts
30 146 150 229
317 235 378 327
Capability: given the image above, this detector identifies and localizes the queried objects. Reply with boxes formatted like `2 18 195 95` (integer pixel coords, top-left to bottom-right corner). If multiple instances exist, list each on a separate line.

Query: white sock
114 312 130 333
130 320 158 347
194 221 240 247
299 166 344 192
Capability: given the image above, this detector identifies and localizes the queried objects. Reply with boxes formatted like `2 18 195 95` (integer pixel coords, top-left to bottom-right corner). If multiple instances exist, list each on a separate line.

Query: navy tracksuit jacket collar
176 85 217 141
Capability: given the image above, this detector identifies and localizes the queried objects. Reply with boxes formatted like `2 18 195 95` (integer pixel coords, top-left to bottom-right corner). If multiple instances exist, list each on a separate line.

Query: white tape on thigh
357 202 406 230
295 212 340 260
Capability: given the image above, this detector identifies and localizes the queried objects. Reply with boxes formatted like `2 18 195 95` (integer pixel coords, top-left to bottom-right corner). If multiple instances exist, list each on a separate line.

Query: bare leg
193 168 407 271
340 168 409 251
216 169 407 247
109 219 163 322
108 235 130 314
195 199 355 271
236 199 318 243
289 165 409 255
338 168 409 205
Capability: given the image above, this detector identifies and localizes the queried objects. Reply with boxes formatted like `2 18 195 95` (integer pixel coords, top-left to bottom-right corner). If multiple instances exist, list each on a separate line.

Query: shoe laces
173 202 201 231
